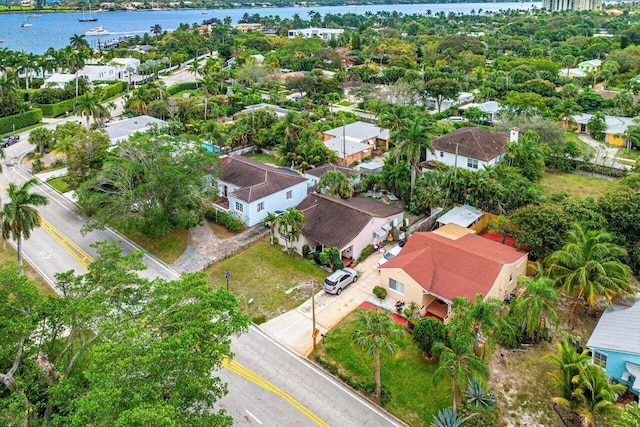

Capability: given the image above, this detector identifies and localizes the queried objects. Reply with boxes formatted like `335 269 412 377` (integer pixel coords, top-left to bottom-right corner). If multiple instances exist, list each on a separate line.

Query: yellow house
578 59 602 74
571 113 636 147
378 224 528 321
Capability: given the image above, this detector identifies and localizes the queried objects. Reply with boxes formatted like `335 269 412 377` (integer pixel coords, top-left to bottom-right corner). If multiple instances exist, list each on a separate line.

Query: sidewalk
260 247 389 356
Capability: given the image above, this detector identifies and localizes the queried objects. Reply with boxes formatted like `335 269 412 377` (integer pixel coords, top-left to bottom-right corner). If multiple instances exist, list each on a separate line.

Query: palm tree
391 114 434 202
0 74 18 98
546 224 634 329
317 170 353 199
554 98 582 130
1 179 49 264
562 55 576 77
69 34 90 50
73 92 104 129
29 127 54 156
189 58 201 88
150 24 163 41
198 74 220 121
512 276 559 342
543 339 591 422
351 309 401 399
614 402 640 427
575 364 626 426
448 294 505 359
273 208 305 254
433 334 489 409
262 212 279 244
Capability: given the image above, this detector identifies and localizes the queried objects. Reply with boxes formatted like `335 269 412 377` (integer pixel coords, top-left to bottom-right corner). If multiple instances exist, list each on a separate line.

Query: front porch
214 196 229 211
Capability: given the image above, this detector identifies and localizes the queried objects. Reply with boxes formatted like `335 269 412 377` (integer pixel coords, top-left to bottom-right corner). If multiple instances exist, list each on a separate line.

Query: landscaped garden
204 238 327 322
313 310 451 427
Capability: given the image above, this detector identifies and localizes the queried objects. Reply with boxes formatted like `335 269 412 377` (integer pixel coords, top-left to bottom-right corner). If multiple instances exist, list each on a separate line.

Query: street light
286 282 319 351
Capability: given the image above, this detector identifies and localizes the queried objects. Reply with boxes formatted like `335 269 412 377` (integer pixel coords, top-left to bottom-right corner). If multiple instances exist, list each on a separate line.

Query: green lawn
47 177 71 193
338 100 355 107
314 311 451 427
616 148 640 161
204 238 327 322
539 171 620 199
245 153 277 164
125 229 189 264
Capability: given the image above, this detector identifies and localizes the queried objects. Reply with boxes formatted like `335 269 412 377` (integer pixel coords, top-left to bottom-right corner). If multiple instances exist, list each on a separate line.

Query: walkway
577 134 630 170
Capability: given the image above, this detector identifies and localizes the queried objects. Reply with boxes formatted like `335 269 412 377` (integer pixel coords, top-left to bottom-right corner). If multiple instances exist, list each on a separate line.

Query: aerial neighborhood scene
4 0 640 424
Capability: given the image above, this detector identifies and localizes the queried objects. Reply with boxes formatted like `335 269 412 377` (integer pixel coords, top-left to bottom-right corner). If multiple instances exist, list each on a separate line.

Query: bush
362 383 392 407
205 208 245 232
403 307 413 318
100 81 126 99
302 244 310 259
251 314 267 325
413 317 449 358
0 109 42 134
35 98 76 117
458 404 499 427
167 82 197 95
358 244 375 262
373 286 387 300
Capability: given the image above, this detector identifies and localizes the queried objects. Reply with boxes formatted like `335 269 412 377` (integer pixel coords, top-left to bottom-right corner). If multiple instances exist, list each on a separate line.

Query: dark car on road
1 135 19 148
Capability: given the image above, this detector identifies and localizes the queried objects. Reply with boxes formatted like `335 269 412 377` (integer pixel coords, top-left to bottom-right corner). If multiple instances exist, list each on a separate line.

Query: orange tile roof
381 232 526 302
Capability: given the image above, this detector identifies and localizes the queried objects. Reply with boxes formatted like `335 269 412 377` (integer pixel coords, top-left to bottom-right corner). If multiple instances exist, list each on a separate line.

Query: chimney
509 127 520 143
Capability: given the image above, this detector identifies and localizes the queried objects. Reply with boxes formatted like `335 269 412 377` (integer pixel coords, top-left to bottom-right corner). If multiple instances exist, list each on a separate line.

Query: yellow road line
0 183 94 269
223 358 330 427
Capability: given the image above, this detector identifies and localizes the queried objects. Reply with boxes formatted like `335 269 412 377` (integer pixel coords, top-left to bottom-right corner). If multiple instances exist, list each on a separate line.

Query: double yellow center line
223 358 330 427
38 216 93 268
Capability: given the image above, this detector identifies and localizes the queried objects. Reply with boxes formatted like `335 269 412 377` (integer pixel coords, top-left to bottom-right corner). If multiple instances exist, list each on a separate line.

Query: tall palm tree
197 73 220 120
351 309 401 399
391 114 434 202
433 334 489 409
150 24 163 41
575 364 626 426
512 276 559 342
554 98 582 130
1 179 49 264
189 58 201 88
546 224 634 329
69 34 90 50
448 294 505 359
0 74 18 98
73 92 104 128
274 208 305 254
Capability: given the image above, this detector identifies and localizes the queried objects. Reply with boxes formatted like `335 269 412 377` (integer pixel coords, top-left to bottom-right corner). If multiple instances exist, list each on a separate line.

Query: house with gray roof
284 193 404 261
572 113 635 147
436 204 484 229
322 121 389 166
214 155 307 227
239 103 290 118
587 296 640 396
104 115 168 145
304 163 360 187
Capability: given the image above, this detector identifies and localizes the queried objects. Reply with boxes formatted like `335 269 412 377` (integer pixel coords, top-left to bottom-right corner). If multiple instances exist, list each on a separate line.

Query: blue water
202 142 221 153
0 2 540 54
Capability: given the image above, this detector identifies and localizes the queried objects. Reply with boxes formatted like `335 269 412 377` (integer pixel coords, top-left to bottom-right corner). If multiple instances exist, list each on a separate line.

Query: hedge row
205 208 245 232
167 82 197 95
34 98 76 118
100 81 127 99
0 109 42 134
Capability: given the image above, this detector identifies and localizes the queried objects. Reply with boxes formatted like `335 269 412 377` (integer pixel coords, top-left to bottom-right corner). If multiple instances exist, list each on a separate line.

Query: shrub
413 317 449 358
167 82 197 95
251 314 267 325
205 207 245 232
362 383 392 407
403 307 413 318
358 244 375 262
0 109 42 134
373 286 387 300
302 244 310 259
100 81 126 99
35 98 76 117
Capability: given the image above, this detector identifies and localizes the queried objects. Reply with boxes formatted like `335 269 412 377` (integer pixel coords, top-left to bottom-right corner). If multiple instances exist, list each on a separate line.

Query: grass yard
566 132 594 157
125 228 188 264
338 100 355 107
204 238 327 322
245 153 277 164
616 148 640 161
539 171 620 199
314 311 451 427
47 177 71 193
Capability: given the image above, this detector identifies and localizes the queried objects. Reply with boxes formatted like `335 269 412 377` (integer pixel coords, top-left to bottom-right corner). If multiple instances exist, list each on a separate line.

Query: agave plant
465 378 496 408
430 408 477 427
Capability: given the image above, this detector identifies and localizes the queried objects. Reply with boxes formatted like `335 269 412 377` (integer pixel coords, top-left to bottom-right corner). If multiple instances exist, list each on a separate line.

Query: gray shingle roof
305 163 358 178
297 193 403 250
221 155 306 203
587 296 640 355
432 127 509 161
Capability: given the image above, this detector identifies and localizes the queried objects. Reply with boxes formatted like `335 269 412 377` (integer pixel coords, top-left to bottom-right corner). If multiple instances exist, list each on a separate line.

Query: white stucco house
282 193 404 261
79 64 117 81
214 155 308 227
287 27 344 41
109 57 141 80
103 115 168 145
424 127 516 171
43 73 76 89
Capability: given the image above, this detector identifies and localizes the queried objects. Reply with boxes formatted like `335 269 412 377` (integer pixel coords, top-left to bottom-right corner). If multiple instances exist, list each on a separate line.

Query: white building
542 0 601 11
426 91 474 111
79 64 117 81
288 27 344 41
108 58 141 80
43 73 76 89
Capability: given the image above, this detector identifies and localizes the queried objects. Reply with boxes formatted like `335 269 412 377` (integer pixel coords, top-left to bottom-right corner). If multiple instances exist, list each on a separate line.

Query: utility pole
311 282 317 352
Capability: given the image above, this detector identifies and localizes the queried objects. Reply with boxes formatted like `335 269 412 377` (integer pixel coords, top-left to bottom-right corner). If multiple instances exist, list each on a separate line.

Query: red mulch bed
357 301 407 326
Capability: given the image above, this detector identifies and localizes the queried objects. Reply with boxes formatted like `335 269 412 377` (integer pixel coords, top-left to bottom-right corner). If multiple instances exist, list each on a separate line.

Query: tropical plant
274 208 305 254
465 378 495 408
431 408 477 427
546 224 634 329
263 212 279 244
0 179 49 264
29 127 54 156
413 317 449 359
433 334 489 409
506 130 547 182
317 170 353 199
511 276 559 342
575 364 625 426
73 92 106 128
614 402 640 427
351 309 401 400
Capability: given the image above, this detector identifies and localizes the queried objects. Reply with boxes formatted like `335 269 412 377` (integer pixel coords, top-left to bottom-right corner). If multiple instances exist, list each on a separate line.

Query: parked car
1 135 19 148
447 116 464 122
263 210 285 227
323 268 358 295
378 245 403 267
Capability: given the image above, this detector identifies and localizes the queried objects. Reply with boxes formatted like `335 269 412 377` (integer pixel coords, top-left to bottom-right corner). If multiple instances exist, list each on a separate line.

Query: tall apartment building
542 0 602 11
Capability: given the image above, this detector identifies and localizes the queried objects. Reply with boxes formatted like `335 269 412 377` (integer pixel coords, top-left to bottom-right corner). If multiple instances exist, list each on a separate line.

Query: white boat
84 26 110 36
19 14 32 27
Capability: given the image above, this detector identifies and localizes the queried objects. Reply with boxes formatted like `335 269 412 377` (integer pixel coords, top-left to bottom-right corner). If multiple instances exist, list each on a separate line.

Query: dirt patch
489 295 606 426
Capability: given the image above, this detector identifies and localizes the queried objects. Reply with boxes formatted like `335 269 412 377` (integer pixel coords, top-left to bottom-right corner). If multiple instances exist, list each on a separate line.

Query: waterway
0 2 541 54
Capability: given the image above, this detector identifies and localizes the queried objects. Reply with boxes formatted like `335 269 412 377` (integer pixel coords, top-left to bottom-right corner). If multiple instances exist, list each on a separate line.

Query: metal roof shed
358 162 383 176
436 205 483 228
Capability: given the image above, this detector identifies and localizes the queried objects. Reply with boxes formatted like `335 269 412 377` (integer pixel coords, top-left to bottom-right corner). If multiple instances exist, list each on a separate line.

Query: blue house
587 297 640 396
214 155 308 227
304 163 361 188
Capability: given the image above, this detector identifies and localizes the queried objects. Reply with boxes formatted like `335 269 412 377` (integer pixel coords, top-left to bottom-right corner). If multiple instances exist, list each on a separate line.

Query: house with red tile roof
213 155 307 227
379 223 527 321
285 193 404 261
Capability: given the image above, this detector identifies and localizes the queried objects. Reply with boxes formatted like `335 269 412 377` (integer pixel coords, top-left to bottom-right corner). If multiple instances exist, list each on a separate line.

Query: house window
235 201 244 213
389 278 404 294
286 190 293 200
257 202 264 212
593 351 607 367
467 158 479 169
